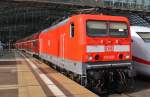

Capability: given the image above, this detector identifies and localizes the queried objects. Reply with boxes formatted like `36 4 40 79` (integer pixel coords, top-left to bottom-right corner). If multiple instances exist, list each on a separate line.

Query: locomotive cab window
70 23 74 38
87 21 107 37
109 22 128 37
137 32 150 42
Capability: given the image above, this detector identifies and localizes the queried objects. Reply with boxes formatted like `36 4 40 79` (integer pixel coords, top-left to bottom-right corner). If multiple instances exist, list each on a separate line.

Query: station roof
0 0 94 43
0 0 149 44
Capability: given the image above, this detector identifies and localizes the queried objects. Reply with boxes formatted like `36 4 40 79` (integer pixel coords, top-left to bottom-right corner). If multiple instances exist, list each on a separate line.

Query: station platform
0 50 98 97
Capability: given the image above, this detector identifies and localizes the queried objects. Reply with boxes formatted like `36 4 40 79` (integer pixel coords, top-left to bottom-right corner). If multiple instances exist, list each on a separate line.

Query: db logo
105 46 114 52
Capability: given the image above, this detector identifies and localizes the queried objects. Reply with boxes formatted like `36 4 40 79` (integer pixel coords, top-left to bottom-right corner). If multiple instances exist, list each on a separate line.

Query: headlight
88 56 93 61
125 55 130 59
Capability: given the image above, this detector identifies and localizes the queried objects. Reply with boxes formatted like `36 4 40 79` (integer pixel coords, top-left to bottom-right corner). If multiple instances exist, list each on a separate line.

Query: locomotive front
81 15 135 93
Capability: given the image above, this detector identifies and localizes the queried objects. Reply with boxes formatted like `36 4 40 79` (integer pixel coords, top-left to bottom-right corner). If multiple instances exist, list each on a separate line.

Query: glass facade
102 0 150 10
52 0 150 11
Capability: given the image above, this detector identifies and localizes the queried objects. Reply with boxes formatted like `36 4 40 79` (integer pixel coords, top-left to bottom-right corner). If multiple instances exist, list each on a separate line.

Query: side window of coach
70 23 74 38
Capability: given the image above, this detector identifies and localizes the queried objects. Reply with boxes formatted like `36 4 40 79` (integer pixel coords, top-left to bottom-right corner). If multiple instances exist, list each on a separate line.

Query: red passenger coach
16 33 40 56
16 14 135 93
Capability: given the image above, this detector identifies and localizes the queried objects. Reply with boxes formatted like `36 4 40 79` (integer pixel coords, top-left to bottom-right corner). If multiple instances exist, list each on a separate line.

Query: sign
105 45 114 52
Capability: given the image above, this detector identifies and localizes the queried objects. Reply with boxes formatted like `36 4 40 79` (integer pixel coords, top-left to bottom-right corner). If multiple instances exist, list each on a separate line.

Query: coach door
59 33 65 59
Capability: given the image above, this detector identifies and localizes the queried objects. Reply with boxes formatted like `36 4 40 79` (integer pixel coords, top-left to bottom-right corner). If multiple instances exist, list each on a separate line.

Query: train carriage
16 33 40 56
131 26 150 76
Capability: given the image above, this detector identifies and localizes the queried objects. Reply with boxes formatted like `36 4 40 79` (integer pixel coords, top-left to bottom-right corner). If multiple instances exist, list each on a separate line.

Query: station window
70 23 74 38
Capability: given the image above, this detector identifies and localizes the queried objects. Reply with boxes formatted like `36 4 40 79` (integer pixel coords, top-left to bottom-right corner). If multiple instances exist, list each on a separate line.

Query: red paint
16 33 40 55
133 56 150 65
16 14 131 63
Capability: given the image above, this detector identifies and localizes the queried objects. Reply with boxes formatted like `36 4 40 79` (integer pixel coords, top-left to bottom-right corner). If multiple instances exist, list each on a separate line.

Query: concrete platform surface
0 50 99 97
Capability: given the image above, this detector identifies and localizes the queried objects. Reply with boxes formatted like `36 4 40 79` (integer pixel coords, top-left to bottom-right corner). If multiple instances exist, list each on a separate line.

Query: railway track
101 77 150 97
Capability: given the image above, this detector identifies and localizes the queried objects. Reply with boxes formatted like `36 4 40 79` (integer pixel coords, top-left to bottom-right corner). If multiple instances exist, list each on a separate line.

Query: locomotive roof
41 14 129 33
42 18 70 33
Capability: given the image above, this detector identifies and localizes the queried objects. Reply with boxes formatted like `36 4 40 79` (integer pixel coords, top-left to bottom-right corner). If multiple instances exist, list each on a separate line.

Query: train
16 14 135 93
131 26 150 76
16 33 40 55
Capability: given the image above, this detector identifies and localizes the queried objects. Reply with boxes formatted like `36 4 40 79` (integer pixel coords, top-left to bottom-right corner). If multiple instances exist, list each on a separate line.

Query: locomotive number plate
105 45 114 52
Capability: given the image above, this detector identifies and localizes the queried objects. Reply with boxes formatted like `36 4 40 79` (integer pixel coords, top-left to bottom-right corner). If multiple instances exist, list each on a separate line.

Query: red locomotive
16 14 134 93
